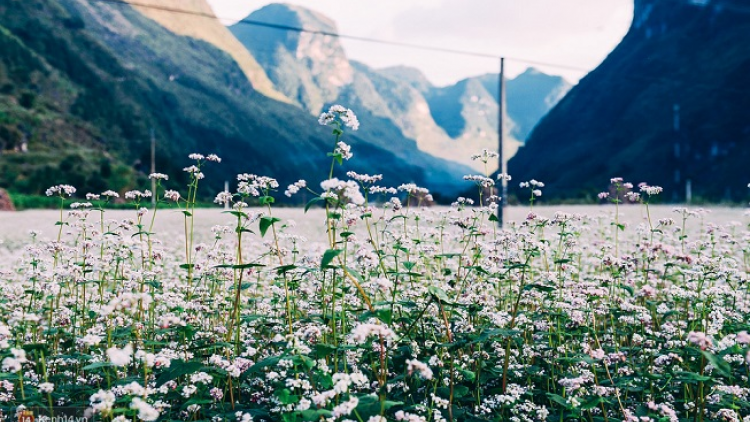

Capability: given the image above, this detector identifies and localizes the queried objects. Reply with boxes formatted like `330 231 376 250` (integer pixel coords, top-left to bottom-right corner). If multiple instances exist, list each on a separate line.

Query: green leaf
213 263 265 270
321 249 343 269
701 350 732 379
22 343 49 356
581 396 607 410
304 197 325 212
314 343 337 359
180 398 213 410
259 196 275 205
301 409 333 421
359 309 392 324
222 210 247 218
428 286 452 304
673 371 711 382
245 356 281 375
259 216 281 238
355 395 402 418
546 393 572 409
453 385 470 398
275 264 299 274
82 362 112 371
460 369 476 382
523 283 556 293
155 360 204 387
274 388 299 405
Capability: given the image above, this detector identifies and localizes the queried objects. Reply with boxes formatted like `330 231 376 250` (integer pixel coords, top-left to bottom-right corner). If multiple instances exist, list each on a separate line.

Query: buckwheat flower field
1 107 749 422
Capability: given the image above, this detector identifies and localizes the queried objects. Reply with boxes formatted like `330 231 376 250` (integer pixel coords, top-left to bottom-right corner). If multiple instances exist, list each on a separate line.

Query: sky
206 0 634 86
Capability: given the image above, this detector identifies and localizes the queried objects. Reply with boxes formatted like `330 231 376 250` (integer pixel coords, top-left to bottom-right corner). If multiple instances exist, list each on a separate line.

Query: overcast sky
206 0 634 86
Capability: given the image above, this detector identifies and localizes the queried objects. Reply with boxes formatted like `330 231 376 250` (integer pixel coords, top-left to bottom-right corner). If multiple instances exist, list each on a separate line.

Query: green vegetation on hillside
0 0 466 202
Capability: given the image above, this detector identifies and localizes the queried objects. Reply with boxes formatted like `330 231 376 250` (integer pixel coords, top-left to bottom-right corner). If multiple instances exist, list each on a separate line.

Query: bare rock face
230 4 353 114
0 189 15 211
121 0 289 102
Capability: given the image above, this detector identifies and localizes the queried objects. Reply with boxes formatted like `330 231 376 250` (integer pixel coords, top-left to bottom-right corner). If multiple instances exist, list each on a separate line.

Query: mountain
422 68 571 144
413 68 570 169
229 4 352 115
230 4 569 172
121 0 288 102
378 66 433 94
503 69 572 141
509 0 750 201
0 0 469 199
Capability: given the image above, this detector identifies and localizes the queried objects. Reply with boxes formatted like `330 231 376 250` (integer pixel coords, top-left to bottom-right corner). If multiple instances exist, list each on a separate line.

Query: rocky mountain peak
122 0 287 101
230 3 353 113
378 66 434 94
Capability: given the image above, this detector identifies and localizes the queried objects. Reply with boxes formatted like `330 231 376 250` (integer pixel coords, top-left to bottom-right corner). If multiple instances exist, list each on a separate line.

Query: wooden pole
497 57 506 227
150 127 156 206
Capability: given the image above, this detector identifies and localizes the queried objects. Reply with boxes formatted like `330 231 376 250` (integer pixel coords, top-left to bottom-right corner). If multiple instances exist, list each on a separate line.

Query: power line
82 0 592 73
79 0 750 96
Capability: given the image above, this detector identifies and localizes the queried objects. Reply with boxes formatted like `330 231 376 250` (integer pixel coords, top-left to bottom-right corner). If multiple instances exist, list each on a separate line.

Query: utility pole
150 127 156 206
496 57 506 227
672 104 682 203
224 181 230 210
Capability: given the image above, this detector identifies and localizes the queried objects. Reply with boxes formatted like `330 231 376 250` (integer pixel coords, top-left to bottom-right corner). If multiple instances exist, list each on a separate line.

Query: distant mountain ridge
122 0 288 102
230 3 571 171
509 0 750 201
0 0 471 198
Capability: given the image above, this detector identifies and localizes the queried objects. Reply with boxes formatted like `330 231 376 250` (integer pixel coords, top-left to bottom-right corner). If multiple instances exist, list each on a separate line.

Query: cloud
208 0 633 85
391 0 633 72
393 0 631 40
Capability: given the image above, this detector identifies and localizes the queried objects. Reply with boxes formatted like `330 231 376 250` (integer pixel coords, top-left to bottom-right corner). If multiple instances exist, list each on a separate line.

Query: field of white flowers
0 106 749 422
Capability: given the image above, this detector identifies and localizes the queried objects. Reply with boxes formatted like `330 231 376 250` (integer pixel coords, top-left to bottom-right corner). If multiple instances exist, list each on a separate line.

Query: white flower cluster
335 141 353 160
331 396 358 418
90 389 116 416
70 202 93 209
187 153 220 162
687 331 713 350
350 322 396 344
131 397 160 421
347 171 383 184
163 190 180 201
470 148 499 163
320 178 365 205
640 184 663 195
183 165 204 179
520 179 544 196
463 174 495 188
214 191 233 205
37 382 54 394
519 179 544 188
285 180 307 197
318 104 360 130
125 190 152 200
397 183 429 195
496 172 512 181
405 359 433 380
1 348 27 372
45 184 76 197
106 343 133 366
148 173 168 180
235 174 279 197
